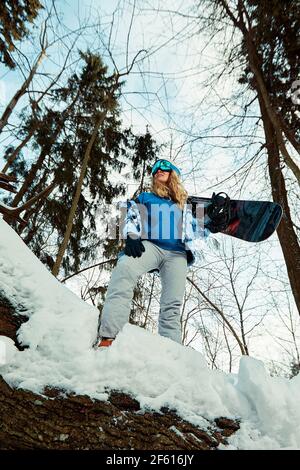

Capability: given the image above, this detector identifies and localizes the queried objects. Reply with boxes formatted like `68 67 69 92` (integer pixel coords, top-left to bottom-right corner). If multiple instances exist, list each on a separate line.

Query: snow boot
98 337 114 348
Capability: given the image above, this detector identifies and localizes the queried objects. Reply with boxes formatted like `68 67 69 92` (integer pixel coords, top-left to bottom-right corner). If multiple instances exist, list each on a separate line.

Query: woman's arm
183 204 211 242
120 193 145 240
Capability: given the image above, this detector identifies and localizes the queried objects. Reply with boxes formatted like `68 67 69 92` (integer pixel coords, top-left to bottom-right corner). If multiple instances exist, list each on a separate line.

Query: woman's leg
99 241 162 339
158 251 188 344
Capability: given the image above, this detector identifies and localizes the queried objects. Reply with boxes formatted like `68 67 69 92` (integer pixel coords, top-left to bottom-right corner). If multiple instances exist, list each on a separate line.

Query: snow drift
0 216 299 449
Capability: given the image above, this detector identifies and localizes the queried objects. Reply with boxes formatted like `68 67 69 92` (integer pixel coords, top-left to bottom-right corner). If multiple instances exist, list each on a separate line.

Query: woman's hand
124 234 145 258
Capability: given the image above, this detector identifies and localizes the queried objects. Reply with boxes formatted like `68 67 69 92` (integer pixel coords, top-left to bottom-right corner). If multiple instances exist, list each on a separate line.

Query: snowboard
187 195 283 242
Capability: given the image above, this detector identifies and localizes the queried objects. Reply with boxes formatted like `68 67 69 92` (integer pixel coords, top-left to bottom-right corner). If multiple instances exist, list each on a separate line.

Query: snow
0 217 300 449
0 335 17 365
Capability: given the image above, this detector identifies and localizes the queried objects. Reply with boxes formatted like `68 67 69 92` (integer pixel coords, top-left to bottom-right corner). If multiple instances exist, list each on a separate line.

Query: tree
4 51 134 276
51 99 117 277
0 0 43 69
210 0 300 315
235 0 300 164
0 46 46 135
42 122 161 343
131 127 161 194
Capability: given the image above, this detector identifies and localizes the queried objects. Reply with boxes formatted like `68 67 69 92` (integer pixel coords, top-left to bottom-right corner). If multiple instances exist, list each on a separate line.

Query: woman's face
154 169 170 184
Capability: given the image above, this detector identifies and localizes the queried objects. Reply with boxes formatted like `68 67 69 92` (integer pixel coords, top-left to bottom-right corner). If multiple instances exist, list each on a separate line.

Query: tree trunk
18 197 46 239
0 294 239 450
2 183 56 225
0 375 239 450
1 126 38 174
217 0 300 315
218 0 300 184
0 49 45 135
52 111 108 277
0 297 28 350
244 32 300 185
187 277 247 355
259 96 300 316
10 88 81 209
11 148 49 208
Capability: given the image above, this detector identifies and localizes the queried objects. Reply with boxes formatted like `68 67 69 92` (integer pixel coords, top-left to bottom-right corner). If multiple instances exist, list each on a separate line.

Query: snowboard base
187 196 283 242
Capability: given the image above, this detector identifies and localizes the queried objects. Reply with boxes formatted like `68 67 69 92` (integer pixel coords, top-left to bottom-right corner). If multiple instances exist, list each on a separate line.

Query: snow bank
0 217 299 449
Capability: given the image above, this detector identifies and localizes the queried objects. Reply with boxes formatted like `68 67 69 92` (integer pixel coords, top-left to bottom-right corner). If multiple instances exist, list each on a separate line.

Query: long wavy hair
150 170 188 209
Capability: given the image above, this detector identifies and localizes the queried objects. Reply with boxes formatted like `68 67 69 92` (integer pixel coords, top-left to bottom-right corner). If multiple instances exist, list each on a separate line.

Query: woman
98 158 211 347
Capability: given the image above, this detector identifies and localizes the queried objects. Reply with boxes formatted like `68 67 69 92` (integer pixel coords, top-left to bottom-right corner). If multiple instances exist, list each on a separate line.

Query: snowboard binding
205 192 231 233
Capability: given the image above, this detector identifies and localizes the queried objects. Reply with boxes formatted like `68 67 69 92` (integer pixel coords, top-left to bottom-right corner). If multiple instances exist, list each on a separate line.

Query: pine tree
4 51 133 276
237 0 300 151
131 127 161 194
0 0 43 69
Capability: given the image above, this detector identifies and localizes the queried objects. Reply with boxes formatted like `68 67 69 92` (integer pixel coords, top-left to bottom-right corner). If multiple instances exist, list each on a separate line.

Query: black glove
124 234 145 258
206 192 231 233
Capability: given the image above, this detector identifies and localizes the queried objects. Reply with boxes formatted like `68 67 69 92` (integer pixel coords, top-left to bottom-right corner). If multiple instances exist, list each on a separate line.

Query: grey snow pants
99 240 188 343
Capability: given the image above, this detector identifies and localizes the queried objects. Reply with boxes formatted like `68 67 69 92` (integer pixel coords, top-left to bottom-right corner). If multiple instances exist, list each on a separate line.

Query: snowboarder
97 158 213 348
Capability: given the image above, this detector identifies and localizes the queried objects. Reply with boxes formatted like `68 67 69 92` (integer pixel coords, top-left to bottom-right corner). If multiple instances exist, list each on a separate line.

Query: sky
0 0 245 192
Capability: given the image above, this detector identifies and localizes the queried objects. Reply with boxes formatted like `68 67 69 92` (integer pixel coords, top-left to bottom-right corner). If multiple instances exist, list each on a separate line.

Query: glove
124 234 145 258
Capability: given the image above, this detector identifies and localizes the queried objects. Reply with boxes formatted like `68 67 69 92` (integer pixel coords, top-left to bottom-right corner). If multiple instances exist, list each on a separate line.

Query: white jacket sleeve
120 199 142 239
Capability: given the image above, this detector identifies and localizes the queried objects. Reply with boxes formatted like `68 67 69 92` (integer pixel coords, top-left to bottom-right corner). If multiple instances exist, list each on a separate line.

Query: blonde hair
150 170 188 209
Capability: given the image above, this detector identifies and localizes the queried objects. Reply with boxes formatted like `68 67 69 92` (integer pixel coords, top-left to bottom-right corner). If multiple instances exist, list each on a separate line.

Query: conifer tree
0 0 43 69
236 0 300 162
4 51 133 275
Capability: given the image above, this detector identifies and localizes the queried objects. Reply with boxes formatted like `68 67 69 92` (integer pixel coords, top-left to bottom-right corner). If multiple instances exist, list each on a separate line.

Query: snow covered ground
0 216 299 450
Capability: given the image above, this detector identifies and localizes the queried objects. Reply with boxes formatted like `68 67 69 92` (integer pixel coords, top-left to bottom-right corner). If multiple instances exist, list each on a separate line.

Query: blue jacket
119 191 212 270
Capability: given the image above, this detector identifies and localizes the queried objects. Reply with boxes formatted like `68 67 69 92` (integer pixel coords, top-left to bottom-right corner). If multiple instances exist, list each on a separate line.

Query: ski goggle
151 159 181 176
